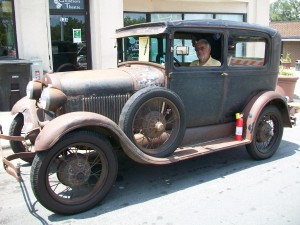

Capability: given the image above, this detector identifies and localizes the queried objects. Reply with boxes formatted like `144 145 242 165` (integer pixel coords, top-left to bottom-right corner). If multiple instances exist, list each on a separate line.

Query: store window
124 13 146 27
215 14 244 22
124 12 245 26
49 0 91 72
0 0 17 59
184 14 213 20
151 13 182 22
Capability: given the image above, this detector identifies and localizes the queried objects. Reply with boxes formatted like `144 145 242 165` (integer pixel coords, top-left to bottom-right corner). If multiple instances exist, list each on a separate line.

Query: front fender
11 96 36 115
242 91 292 141
11 96 39 132
34 112 175 165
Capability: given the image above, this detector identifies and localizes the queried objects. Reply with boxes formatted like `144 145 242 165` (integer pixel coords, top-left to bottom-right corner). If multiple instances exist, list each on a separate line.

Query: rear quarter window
228 35 266 67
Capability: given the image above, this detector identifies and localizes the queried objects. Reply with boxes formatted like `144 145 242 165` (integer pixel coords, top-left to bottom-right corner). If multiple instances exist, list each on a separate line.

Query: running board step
124 136 251 165
169 137 251 162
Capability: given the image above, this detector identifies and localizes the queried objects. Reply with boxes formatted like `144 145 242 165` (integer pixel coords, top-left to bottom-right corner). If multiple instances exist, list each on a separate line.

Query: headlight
40 87 67 111
26 80 42 100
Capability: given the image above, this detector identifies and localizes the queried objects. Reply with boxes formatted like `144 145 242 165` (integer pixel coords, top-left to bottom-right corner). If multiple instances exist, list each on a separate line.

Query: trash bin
295 60 300 71
0 59 32 111
30 58 43 80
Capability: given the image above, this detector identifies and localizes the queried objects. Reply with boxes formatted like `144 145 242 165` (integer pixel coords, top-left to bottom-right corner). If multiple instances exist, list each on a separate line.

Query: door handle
221 72 228 77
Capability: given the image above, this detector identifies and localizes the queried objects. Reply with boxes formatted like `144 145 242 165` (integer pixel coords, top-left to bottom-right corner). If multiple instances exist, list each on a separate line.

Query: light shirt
190 56 221 67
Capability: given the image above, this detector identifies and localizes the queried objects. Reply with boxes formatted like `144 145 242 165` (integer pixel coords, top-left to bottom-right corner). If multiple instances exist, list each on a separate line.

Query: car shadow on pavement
19 179 49 225
36 140 299 222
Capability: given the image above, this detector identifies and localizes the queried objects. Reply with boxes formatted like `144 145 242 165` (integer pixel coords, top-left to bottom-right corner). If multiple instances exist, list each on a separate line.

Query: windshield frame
117 33 169 67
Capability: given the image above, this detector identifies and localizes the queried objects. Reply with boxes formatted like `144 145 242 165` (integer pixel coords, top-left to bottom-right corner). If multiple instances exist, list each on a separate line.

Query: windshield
117 34 167 65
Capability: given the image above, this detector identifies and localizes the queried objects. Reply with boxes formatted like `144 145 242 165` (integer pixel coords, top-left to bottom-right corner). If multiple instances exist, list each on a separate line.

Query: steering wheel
173 57 181 67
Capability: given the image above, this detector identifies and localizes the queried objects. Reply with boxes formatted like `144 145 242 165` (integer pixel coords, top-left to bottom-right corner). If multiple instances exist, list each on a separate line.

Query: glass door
0 0 17 59
49 0 90 72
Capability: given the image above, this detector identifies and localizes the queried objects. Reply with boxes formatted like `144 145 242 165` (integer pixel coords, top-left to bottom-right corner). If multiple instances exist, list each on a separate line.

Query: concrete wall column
89 0 123 69
14 0 52 71
247 0 270 26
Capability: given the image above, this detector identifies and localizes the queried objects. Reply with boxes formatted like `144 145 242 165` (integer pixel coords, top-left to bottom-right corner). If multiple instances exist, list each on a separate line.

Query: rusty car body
0 20 292 214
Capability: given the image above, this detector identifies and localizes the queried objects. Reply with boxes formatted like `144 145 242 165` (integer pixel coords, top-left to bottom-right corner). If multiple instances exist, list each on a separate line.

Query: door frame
168 28 227 128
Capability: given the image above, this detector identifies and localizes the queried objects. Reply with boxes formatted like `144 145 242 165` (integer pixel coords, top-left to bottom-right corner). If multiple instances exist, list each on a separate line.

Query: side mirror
176 46 189 55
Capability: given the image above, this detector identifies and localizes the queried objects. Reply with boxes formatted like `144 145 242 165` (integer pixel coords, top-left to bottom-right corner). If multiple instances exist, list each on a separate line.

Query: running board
168 137 251 162
122 135 251 165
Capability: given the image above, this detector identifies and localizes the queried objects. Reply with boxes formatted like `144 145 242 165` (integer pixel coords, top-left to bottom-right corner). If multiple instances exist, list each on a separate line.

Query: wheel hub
142 111 166 138
58 154 91 187
257 121 274 142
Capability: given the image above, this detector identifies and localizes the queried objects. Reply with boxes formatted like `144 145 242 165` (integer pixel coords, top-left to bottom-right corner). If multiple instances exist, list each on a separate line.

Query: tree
124 16 146 27
270 0 300 21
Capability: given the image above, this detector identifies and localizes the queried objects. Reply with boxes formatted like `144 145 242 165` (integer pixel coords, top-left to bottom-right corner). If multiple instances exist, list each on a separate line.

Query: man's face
195 43 210 63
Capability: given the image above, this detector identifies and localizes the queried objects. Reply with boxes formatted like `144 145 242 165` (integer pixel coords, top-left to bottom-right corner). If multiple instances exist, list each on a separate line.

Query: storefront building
0 0 270 72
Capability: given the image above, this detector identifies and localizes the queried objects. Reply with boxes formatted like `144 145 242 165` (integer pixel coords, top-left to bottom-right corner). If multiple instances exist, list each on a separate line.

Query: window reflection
124 13 146 27
151 13 182 22
0 0 16 58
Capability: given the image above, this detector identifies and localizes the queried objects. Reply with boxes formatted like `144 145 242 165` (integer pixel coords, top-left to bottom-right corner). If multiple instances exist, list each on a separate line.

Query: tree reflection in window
0 0 16 58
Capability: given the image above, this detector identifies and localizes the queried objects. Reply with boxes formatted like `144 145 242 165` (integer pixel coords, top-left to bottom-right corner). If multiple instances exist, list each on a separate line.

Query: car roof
116 20 279 38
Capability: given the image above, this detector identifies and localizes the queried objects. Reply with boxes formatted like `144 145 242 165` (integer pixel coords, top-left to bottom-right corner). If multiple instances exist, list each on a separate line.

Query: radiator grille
82 94 131 123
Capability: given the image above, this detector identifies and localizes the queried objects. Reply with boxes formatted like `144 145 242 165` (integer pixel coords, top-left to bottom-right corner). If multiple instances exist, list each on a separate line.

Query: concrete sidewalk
0 111 14 149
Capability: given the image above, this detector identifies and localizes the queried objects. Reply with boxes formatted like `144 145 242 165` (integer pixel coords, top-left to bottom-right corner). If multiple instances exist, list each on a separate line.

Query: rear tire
30 131 118 214
246 105 283 160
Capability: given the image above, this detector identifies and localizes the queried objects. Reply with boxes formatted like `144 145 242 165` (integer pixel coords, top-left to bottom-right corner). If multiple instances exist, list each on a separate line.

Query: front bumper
0 129 35 181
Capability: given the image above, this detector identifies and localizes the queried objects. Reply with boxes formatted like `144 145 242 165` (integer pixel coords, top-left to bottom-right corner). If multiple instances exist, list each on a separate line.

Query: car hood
43 64 165 96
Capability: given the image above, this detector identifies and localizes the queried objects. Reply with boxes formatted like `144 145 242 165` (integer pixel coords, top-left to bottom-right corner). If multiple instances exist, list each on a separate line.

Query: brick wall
270 21 300 68
270 21 300 37
283 42 300 67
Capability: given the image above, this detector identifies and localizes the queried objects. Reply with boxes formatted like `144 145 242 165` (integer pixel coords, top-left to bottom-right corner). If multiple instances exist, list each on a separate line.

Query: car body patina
39 64 165 117
0 20 293 214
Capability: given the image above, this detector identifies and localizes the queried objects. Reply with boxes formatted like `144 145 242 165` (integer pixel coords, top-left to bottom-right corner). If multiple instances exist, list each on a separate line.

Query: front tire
30 131 118 214
246 105 283 160
9 113 33 163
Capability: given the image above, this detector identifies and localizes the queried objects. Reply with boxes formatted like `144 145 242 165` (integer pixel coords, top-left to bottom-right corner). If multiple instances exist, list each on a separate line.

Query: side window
173 32 223 67
117 35 166 64
228 34 266 67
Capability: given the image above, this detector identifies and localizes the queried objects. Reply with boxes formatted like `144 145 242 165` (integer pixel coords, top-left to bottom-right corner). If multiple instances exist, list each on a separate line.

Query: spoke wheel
9 113 34 163
30 131 118 214
132 97 181 155
119 87 186 157
246 105 283 160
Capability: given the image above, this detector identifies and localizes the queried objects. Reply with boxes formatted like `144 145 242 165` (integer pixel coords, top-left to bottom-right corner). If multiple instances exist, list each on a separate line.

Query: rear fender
34 112 173 164
11 96 39 132
242 91 292 141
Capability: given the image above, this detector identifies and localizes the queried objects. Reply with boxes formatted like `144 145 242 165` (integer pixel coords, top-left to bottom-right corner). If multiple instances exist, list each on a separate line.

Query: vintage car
0 20 292 214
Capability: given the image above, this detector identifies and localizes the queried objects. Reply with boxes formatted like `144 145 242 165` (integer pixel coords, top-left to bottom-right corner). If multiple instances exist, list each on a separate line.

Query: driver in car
190 39 221 66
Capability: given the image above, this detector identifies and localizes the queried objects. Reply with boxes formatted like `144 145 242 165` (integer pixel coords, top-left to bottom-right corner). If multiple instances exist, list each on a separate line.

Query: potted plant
276 66 299 102
281 52 292 69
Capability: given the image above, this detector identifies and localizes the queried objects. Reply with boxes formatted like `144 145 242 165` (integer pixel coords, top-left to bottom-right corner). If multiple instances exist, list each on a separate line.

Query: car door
168 29 227 128
222 29 273 123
